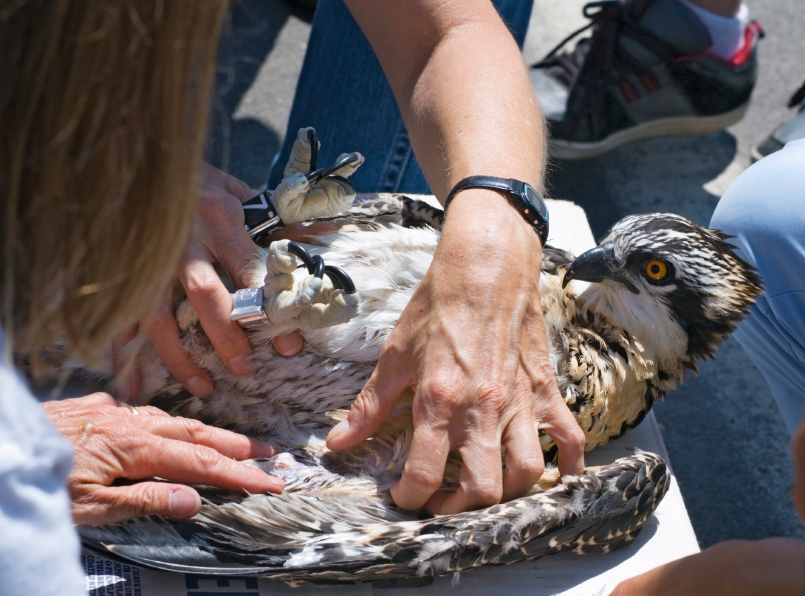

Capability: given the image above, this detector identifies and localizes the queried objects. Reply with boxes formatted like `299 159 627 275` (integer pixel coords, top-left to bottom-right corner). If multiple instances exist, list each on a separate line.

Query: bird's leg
263 239 324 325
177 239 359 337
262 240 359 330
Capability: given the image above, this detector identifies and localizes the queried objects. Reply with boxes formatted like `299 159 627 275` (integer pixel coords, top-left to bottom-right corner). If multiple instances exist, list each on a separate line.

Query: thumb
78 484 201 526
326 361 410 451
272 331 304 357
540 401 586 478
222 172 255 202
216 229 261 289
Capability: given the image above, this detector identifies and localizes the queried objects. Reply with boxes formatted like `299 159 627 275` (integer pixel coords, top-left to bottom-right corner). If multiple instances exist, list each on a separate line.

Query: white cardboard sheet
83 199 700 596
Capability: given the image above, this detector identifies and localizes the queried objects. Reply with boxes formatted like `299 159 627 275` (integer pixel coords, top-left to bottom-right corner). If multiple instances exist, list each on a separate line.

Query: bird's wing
542 245 575 274
79 452 669 585
307 193 444 231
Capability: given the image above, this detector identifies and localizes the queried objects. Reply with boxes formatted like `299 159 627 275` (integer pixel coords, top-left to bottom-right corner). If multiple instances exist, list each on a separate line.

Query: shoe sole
549 103 749 160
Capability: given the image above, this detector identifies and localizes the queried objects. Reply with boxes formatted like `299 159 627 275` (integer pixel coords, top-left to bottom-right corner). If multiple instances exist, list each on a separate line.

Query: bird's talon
262 241 359 329
323 265 356 295
307 128 318 172
287 242 356 294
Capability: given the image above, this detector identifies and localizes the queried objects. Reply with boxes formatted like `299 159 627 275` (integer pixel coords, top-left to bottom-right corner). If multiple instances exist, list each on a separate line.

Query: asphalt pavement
210 0 805 548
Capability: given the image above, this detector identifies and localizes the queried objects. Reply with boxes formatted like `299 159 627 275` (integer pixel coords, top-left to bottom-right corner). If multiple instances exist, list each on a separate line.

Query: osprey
79 195 762 585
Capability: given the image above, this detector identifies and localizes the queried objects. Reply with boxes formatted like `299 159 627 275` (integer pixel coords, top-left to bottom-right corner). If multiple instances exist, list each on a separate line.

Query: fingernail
266 476 285 493
185 375 213 398
327 419 350 444
272 332 303 357
169 488 200 519
117 379 132 404
228 354 253 376
255 441 278 458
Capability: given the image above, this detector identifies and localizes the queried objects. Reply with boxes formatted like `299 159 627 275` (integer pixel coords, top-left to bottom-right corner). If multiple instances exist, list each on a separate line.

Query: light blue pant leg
268 0 534 192
710 138 805 435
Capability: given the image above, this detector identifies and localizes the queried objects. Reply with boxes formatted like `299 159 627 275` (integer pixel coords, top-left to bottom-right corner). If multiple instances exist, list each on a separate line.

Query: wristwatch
443 176 549 246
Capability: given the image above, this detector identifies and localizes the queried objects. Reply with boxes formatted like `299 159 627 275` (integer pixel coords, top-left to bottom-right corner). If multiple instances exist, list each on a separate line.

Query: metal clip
231 287 269 328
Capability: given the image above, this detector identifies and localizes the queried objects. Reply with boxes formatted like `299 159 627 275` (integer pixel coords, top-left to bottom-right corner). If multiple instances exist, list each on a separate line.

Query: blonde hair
0 0 227 361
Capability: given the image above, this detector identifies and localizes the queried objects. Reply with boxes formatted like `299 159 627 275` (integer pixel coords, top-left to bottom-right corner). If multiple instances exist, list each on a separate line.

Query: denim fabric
268 0 535 193
710 138 805 434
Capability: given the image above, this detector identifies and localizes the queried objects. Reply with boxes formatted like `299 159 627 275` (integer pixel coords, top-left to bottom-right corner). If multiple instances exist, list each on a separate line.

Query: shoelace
531 1 678 125
530 1 607 78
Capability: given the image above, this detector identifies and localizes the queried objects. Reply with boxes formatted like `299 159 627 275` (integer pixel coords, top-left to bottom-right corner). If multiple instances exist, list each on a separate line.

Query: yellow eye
644 260 668 281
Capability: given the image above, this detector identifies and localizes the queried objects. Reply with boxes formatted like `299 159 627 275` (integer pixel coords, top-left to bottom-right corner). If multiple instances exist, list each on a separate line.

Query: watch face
525 185 549 220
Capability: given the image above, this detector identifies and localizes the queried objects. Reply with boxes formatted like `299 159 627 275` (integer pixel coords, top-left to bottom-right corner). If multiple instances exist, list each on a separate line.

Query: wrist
443 177 548 247
442 189 542 247
435 190 544 284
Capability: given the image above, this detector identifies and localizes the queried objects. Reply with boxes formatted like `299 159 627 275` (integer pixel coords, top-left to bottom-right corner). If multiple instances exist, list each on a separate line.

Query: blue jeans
268 0 534 193
710 138 805 435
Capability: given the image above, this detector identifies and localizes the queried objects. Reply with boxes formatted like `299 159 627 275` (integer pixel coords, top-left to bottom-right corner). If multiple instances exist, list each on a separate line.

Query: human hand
611 538 805 596
791 409 805 530
43 393 283 526
114 164 335 403
326 192 585 514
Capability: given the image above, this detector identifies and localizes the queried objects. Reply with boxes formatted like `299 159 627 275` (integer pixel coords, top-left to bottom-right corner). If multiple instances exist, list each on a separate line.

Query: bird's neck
572 281 689 385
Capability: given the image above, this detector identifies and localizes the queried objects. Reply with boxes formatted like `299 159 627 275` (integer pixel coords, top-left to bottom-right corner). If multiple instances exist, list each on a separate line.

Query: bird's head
563 213 762 373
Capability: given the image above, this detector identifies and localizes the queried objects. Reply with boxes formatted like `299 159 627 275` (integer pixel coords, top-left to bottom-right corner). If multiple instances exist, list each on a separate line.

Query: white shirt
0 329 85 596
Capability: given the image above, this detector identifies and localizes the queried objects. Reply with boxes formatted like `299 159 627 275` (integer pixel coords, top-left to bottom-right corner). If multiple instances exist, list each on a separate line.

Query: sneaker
531 0 762 160
751 80 805 162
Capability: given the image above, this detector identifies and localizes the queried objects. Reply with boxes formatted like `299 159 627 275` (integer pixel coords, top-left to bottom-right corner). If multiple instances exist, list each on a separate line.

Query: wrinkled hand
43 393 283 526
114 163 334 403
327 192 585 514
611 538 805 596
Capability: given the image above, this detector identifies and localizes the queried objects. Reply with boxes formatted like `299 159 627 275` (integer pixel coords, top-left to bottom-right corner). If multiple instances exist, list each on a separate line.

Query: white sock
677 0 750 60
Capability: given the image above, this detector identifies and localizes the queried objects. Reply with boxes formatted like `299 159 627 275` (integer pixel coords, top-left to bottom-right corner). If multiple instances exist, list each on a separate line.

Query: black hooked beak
562 244 638 293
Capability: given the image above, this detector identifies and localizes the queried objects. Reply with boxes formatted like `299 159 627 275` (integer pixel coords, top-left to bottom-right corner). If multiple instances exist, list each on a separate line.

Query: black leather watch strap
444 176 549 246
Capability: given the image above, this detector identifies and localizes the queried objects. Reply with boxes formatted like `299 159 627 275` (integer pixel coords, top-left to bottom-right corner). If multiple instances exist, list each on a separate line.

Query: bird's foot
272 128 364 224
262 240 359 330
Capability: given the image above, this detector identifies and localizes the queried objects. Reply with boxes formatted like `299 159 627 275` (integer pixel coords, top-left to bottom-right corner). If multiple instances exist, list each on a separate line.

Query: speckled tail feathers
80 452 669 585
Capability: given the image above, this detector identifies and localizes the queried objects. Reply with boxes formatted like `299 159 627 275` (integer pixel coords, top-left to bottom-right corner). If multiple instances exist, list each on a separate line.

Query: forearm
794 410 805 524
345 0 545 199
700 539 805 595
613 539 805 596
330 2 586 511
